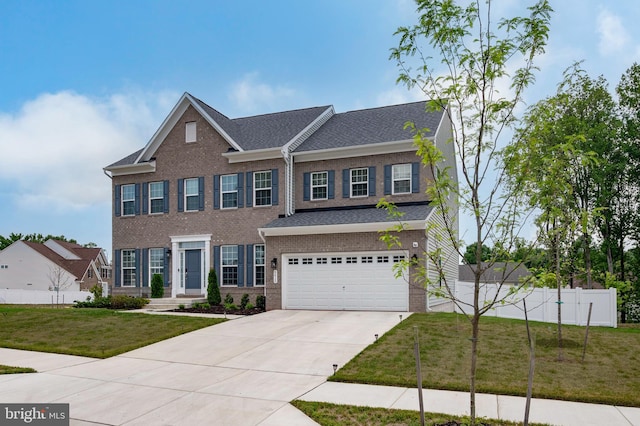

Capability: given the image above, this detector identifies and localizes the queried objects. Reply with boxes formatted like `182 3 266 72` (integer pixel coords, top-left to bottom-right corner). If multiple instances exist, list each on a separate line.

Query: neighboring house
458 262 531 285
104 92 458 312
0 239 111 292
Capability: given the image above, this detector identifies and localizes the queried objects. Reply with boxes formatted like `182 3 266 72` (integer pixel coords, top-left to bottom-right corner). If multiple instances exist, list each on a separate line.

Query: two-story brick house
104 92 458 312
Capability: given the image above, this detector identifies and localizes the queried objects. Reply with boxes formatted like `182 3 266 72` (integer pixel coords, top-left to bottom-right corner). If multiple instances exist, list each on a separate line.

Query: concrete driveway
0 310 406 425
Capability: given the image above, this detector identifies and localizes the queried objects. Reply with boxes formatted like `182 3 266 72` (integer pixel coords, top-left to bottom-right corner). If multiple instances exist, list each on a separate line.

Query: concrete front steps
145 297 207 311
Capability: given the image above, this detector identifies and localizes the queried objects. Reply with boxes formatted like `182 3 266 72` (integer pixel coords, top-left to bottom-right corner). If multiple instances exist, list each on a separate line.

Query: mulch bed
171 305 264 316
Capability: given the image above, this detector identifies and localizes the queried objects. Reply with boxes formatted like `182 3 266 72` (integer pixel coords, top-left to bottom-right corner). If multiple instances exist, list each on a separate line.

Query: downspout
281 146 294 216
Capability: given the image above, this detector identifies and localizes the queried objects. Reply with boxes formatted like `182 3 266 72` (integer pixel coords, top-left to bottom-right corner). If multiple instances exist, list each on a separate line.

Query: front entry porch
170 234 211 298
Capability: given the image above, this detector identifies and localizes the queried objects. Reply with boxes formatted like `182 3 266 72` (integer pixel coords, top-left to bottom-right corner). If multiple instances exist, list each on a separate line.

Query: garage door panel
284 251 408 311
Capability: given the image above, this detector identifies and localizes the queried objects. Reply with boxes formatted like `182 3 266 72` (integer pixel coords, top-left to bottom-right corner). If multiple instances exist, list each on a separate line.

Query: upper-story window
121 184 136 216
351 168 368 197
185 178 200 211
393 164 412 194
254 171 272 206
221 174 238 209
149 182 164 213
311 171 328 200
185 121 196 143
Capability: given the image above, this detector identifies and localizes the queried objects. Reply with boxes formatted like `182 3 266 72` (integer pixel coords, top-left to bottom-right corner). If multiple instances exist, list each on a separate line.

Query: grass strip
292 400 550 426
0 364 37 374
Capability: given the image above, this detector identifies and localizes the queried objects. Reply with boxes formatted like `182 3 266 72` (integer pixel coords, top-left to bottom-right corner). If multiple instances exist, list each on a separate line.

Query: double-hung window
221 174 238 209
255 244 265 286
149 248 164 285
254 171 272 206
221 246 239 286
393 164 412 194
351 168 368 197
122 249 136 287
185 178 199 211
311 171 328 200
149 182 164 213
121 184 136 216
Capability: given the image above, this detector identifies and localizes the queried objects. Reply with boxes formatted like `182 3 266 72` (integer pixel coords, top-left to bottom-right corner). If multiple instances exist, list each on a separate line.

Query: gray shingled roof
263 203 433 228
106 148 144 168
293 101 441 152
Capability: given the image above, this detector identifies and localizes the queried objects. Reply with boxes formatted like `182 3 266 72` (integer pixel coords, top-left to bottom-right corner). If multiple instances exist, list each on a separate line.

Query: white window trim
221 174 238 209
311 171 328 201
392 164 412 195
350 168 368 198
185 121 196 143
184 178 199 212
149 181 164 214
121 249 136 287
255 244 265 287
254 170 272 207
149 248 164 286
121 184 135 217
221 245 239 287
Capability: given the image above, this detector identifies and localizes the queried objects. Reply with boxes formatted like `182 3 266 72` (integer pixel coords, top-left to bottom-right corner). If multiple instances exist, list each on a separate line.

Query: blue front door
185 249 201 294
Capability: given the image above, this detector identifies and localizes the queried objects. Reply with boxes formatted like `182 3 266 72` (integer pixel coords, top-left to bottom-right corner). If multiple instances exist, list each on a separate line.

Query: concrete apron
0 310 407 425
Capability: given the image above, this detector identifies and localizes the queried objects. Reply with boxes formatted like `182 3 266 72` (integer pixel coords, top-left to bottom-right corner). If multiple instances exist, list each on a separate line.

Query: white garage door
283 251 409 311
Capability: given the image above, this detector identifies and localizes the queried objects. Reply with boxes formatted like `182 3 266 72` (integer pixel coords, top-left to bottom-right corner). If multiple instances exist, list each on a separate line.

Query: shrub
178 304 185 310
224 293 234 305
256 295 266 311
245 303 255 310
73 295 148 310
224 303 237 311
192 302 210 309
207 268 221 305
89 284 103 299
151 274 164 298
240 294 250 309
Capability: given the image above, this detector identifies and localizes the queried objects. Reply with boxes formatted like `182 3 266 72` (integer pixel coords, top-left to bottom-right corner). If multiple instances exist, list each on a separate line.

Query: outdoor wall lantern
411 253 418 262
271 258 278 269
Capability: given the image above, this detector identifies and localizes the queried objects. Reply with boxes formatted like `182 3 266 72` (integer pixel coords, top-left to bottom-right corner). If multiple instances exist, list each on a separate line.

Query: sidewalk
298 382 640 426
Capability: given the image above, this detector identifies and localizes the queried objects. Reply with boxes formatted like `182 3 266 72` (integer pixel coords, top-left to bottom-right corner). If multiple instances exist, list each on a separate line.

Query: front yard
0 305 224 358
329 312 640 407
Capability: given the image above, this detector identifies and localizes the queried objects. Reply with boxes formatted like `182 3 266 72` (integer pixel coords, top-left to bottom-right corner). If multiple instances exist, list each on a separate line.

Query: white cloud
597 9 630 56
0 90 177 212
228 72 297 114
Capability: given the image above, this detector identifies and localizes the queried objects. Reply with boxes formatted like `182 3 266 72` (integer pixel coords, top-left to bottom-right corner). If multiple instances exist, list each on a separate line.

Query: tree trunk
584 231 593 289
555 230 564 361
470 312 480 425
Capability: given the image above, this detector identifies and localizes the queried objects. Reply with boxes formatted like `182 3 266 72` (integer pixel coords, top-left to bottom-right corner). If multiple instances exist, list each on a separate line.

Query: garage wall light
271 258 278 269
411 254 418 262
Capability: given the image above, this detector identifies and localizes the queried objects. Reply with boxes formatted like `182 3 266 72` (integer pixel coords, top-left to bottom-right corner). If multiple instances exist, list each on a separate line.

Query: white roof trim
292 139 420 163
283 106 335 153
259 219 426 237
104 161 156 177
134 93 242 165
222 147 283 163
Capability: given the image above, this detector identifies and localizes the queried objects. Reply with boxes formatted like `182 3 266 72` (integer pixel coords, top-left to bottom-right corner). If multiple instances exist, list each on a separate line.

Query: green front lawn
0 365 36 374
292 401 550 426
331 312 640 407
0 306 224 358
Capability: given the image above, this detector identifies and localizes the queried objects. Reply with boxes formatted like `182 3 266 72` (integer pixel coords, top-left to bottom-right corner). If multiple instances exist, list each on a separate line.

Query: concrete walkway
299 381 640 426
1 309 639 425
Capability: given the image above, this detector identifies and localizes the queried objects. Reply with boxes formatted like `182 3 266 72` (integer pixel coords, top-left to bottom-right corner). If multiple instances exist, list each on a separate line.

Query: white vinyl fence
455 281 617 328
0 289 92 305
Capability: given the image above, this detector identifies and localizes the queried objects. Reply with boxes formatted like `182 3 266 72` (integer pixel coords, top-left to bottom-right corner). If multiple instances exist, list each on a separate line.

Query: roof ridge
232 105 332 121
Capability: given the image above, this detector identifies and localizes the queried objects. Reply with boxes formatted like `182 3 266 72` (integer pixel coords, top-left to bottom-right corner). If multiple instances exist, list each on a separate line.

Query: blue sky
0 0 638 259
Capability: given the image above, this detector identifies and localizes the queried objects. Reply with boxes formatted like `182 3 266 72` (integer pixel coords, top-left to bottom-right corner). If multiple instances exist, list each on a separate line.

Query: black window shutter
271 169 279 205
142 183 148 215
163 180 170 213
114 250 121 287
213 175 220 210
303 172 310 201
115 185 121 217
384 165 392 195
142 248 149 287
213 246 220 280
246 245 254 287
163 247 170 286
134 183 141 215
412 162 420 193
246 172 253 207
198 176 205 211
237 173 244 208
328 170 335 199
368 166 376 196
135 249 141 287
342 169 350 198
237 245 245 287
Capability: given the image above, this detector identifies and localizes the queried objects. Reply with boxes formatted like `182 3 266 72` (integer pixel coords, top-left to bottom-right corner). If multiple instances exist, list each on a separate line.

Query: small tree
151 274 164 298
47 265 73 307
207 268 221 305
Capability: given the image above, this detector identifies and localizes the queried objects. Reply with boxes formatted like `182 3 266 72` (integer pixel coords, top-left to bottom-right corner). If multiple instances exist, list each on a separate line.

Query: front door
185 249 202 295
